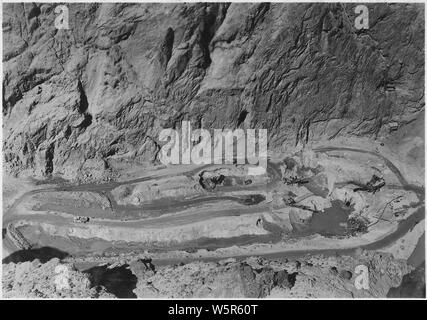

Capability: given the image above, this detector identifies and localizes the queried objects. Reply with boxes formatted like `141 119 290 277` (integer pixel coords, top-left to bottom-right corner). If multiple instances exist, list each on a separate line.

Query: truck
73 216 90 223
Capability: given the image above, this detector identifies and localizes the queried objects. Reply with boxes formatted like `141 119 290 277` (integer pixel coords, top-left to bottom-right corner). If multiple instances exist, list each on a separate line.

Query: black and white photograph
1 0 425 303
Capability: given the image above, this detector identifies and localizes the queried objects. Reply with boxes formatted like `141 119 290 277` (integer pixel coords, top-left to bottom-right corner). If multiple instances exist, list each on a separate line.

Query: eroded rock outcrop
129 251 410 298
2 258 114 298
1 251 413 298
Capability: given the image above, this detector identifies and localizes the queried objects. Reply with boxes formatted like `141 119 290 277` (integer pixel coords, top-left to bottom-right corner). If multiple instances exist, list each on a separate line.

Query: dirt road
3 147 424 263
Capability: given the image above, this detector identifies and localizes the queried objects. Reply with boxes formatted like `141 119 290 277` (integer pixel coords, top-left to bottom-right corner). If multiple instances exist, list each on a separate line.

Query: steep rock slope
2 251 410 298
2 258 114 298
3 3 424 181
117 251 411 298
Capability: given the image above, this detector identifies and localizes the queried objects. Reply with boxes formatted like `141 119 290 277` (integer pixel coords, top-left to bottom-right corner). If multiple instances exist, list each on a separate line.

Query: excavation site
2 2 425 299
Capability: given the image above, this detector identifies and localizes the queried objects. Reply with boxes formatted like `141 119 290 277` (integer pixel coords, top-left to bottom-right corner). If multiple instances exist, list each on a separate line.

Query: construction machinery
73 216 90 223
354 175 385 194
283 176 309 186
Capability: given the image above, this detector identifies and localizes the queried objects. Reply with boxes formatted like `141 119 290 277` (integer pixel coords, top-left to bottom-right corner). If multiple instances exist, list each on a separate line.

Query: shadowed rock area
125 251 411 298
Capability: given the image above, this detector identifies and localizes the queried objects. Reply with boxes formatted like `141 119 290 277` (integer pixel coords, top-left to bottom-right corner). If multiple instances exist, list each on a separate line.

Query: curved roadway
3 147 425 263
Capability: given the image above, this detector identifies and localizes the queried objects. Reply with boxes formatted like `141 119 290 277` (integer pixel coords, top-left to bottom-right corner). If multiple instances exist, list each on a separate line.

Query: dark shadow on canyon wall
83 264 138 298
2 247 69 264
387 263 426 298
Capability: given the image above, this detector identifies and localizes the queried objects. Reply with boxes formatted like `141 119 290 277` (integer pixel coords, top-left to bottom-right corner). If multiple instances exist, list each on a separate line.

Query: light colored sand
380 219 425 260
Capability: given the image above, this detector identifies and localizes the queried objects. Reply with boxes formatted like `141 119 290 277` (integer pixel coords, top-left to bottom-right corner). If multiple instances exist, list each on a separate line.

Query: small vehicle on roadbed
73 216 90 223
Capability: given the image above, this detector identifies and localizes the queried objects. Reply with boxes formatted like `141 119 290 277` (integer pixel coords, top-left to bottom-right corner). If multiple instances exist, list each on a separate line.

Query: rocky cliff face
2 251 409 298
130 251 410 298
3 3 424 181
2 258 115 298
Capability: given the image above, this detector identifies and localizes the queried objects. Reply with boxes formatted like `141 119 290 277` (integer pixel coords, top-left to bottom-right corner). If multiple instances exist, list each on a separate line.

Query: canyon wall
3 3 424 181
